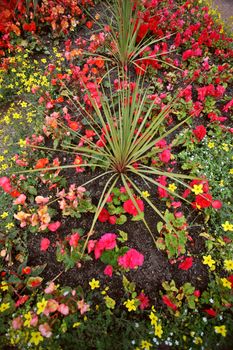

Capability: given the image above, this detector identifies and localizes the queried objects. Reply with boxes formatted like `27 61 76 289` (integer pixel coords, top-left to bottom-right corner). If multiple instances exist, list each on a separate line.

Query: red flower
193 125 206 141
137 292 150 310
94 233 117 259
98 208 110 222
195 193 212 208
15 295 29 307
34 158 49 169
162 295 177 311
204 308 217 317
23 21 36 32
123 198 144 216
178 257 193 270
118 248 144 269
40 238 50 251
0 176 12 192
212 200 222 209
69 233 80 248
22 266 31 275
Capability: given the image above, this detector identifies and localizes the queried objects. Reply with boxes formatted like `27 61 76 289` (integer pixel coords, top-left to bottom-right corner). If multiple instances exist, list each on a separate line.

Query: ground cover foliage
0 0 233 349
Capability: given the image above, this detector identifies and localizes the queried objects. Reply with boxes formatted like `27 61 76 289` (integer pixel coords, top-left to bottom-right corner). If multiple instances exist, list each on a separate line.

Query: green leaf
116 214 127 225
118 230 128 242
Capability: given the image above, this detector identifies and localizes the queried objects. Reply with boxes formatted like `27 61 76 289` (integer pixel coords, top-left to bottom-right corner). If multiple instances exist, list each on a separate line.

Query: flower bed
0 0 233 349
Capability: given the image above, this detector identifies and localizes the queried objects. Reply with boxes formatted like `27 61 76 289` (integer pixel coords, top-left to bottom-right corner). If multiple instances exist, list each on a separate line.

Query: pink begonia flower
48 221 61 232
35 196 49 205
69 233 80 248
123 198 144 216
88 240 96 254
43 299 59 316
40 238 50 251
0 176 12 192
159 149 171 163
104 265 113 277
39 323 52 338
94 233 117 259
12 316 23 330
58 303 69 315
30 314 38 327
13 194 26 205
44 282 56 294
77 299 90 315
212 200 222 209
118 249 144 269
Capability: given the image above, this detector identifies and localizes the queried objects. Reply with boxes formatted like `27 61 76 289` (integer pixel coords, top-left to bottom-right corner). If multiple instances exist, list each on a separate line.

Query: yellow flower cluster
202 255 216 271
149 307 163 338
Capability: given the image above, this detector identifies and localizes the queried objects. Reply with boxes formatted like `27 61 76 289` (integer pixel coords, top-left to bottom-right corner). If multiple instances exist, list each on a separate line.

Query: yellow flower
214 325 227 337
20 101 27 108
207 142 215 149
141 191 150 198
73 322 81 328
141 340 153 349
30 331 43 345
0 281 8 291
224 259 233 271
5 222 15 230
18 139 26 147
220 278 232 289
89 278 100 290
0 212 8 219
219 180 224 187
203 255 216 271
0 302 10 312
0 155 4 162
193 337 202 345
149 311 158 326
36 298 47 314
168 183 177 192
24 311 32 327
222 221 233 232
192 184 203 195
154 323 163 338
124 299 137 312
229 169 233 175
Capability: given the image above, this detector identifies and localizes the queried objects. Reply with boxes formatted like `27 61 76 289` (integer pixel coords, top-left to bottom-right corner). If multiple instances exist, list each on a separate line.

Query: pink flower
123 198 144 216
178 257 193 270
118 249 144 269
35 196 49 205
48 221 61 232
94 233 117 259
0 176 12 192
39 323 52 338
104 265 113 277
43 299 59 316
77 299 90 315
40 238 50 251
88 240 96 254
12 316 23 330
159 149 171 163
13 194 26 205
44 282 56 294
69 233 80 248
212 200 222 209
58 303 69 315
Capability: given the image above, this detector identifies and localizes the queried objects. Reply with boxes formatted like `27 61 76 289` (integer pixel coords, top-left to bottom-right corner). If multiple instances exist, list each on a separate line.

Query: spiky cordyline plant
13 72 197 257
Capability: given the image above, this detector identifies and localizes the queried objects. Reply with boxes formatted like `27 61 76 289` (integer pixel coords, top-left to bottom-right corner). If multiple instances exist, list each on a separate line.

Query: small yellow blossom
154 323 163 338
220 278 232 289
73 322 81 328
30 331 43 346
24 311 32 327
192 184 203 195
20 101 27 108
219 180 224 187
141 191 150 198
214 325 227 337
203 255 216 271
222 221 233 232
5 222 15 230
168 183 177 192
18 139 27 147
89 278 100 290
193 337 202 345
0 155 4 162
141 340 153 349
36 298 47 314
0 302 10 312
229 169 233 175
224 259 233 271
0 212 8 219
149 311 158 325
0 281 8 291
124 299 137 312
207 142 215 149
